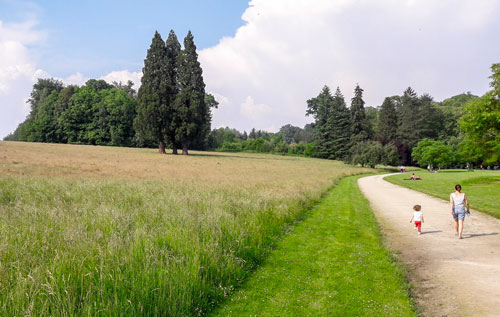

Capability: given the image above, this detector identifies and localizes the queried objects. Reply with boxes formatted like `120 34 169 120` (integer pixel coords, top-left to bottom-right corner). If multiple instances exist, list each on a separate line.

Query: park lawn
0 141 373 316
385 170 500 219
211 175 416 316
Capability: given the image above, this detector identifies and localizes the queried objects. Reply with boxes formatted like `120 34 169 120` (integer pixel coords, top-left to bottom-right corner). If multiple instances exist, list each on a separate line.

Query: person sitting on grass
410 173 415 180
410 204 424 235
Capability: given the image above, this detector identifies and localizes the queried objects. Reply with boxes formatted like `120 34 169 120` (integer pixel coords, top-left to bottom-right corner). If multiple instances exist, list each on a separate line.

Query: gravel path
358 174 500 317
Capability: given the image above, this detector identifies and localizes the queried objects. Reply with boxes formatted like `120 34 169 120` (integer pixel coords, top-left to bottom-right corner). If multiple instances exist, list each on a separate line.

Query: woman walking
450 184 470 239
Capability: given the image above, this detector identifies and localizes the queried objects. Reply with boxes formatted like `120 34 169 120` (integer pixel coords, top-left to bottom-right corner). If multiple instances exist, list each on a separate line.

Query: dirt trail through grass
358 174 500 317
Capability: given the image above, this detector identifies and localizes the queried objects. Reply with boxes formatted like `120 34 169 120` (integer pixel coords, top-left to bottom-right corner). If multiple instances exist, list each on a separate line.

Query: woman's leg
454 219 459 234
458 219 464 238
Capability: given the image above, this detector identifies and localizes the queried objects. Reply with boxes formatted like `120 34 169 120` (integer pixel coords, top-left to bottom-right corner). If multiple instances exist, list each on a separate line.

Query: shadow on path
464 232 499 239
420 230 442 235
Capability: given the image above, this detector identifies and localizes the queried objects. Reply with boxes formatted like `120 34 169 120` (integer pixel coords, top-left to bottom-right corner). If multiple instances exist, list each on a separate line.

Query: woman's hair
413 204 421 211
455 184 462 191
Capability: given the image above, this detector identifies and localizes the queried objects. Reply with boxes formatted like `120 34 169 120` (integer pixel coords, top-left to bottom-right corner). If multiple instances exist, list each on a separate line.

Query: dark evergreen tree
397 87 421 148
134 31 170 154
417 93 444 140
306 86 350 159
377 97 398 144
164 30 182 154
349 84 371 145
328 87 351 159
172 31 209 155
306 86 334 158
249 128 257 139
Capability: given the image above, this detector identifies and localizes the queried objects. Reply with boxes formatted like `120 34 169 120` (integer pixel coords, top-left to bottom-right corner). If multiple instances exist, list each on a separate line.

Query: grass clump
211 175 416 316
385 170 500 218
0 141 372 315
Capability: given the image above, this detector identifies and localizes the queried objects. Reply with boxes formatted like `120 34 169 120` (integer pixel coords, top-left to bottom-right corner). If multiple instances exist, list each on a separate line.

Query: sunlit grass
385 169 500 218
0 141 372 315
211 175 416 316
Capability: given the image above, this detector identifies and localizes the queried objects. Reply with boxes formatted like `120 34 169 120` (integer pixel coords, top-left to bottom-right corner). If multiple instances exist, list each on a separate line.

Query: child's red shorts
414 221 422 232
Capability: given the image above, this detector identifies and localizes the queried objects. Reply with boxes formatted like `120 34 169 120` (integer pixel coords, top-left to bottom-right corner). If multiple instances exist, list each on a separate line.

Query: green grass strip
385 170 500 219
210 175 416 316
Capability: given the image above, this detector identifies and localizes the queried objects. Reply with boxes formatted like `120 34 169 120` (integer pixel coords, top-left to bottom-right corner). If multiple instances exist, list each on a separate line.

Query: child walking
410 204 424 234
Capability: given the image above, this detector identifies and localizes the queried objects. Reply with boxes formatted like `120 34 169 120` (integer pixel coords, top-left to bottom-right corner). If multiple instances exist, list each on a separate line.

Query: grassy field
385 169 500 218
0 141 372 315
211 175 416 316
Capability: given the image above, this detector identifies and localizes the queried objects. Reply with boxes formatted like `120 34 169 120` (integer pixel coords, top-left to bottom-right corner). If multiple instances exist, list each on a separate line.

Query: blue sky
1 0 499 139
0 0 248 78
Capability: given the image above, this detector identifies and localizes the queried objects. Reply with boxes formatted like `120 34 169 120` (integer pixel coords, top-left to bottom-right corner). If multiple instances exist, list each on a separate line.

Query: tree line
207 64 499 168
5 30 215 155
5 38 498 167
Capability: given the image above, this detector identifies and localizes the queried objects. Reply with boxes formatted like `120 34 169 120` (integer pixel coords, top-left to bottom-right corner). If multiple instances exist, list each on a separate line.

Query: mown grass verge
385 169 500 219
211 175 417 316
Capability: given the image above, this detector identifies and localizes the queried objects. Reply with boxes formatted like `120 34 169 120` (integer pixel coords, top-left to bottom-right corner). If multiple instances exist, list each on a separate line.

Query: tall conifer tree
135 31 170 154
349 84 371 145
306 86 350 159
328 87 351 160
173 31 209 155
397 87 421 148
306 86 334 158
165 30 181 154
377 97 398 144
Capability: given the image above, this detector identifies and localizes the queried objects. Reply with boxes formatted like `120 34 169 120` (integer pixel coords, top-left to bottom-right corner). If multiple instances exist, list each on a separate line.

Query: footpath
358 174 500 317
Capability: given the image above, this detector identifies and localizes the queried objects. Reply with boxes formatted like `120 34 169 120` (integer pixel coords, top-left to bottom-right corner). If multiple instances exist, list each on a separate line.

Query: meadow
385 169 500 219
0 141 372 315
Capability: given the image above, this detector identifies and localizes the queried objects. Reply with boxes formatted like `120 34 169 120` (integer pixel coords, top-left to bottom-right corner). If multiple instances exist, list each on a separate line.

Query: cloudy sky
1 0 499 138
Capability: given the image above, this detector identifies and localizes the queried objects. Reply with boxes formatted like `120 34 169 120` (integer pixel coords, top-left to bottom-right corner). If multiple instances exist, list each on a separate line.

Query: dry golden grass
0 141 373 315
0 141 372 194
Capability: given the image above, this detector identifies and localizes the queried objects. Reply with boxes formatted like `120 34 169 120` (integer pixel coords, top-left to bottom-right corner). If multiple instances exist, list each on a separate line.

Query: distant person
410 173 415 180
450 184 470 239
410 204 424 235
400 165 404 173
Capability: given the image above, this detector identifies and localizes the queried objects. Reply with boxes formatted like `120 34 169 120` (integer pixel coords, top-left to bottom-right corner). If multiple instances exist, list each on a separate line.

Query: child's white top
413 211 423 221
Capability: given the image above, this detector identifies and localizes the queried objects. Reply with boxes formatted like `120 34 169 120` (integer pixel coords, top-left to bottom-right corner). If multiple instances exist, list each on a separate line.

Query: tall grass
0 142 372 315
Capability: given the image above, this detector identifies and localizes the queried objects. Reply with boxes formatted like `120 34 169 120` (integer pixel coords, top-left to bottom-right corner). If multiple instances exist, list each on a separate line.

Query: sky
1 0 499 138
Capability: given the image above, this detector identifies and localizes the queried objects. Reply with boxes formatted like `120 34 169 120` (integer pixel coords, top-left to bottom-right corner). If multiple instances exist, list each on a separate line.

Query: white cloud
100 70 142 89
200 0 500 133
63 72 88 86
240 95 271 120
0 18 46 138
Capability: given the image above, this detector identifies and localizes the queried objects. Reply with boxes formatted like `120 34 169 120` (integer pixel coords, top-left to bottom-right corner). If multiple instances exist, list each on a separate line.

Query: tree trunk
159 141 166 154
172 146 178 155
182 144 189 155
